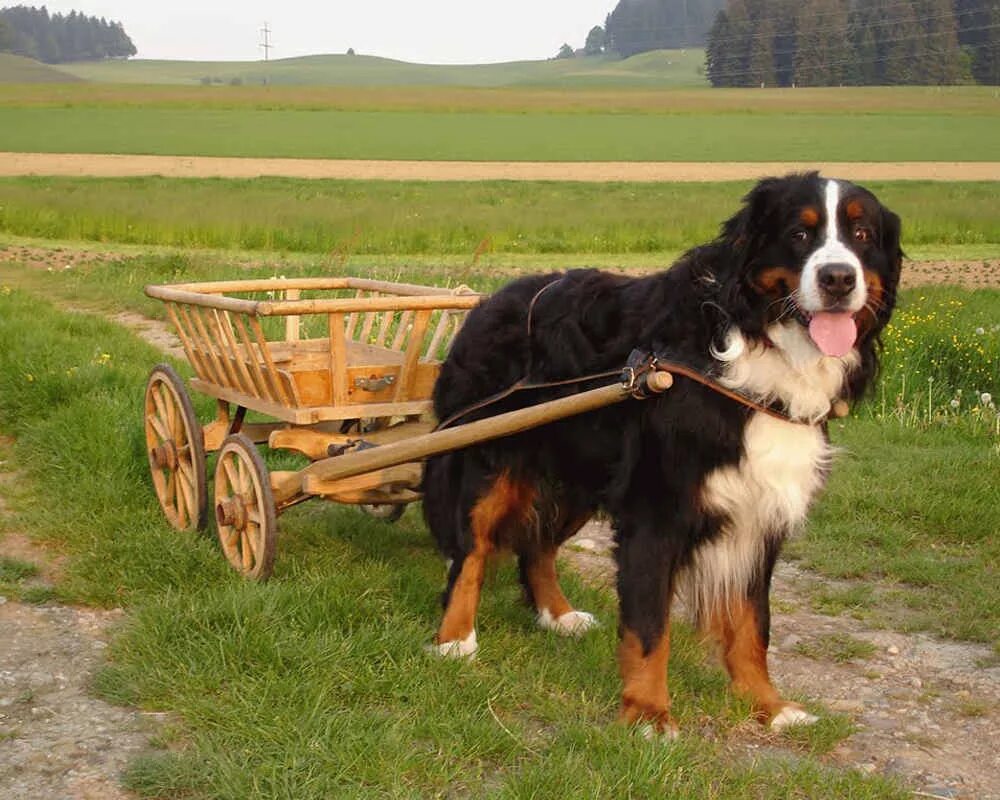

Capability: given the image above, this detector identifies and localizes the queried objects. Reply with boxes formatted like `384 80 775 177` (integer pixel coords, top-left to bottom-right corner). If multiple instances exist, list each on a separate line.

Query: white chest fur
702 413 830 534
683 414 831 617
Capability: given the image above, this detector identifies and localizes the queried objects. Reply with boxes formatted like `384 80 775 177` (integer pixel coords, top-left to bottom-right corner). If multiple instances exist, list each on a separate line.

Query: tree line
706 0 999 86
0 5 136 63
604 0 727 56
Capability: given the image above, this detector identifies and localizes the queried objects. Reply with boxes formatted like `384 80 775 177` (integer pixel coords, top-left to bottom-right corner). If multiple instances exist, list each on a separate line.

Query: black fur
423 173 901 715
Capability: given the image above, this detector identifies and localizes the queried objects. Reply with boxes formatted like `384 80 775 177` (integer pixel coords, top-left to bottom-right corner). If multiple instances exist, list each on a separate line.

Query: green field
0 105 996 162
0 177 996 258
2 83 993 114
46 50 709 88
0 53 82 83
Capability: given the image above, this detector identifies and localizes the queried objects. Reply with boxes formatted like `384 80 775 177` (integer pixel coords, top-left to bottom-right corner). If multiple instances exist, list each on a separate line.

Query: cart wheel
145 364 207 531
360 503 406 523
214 433 277 580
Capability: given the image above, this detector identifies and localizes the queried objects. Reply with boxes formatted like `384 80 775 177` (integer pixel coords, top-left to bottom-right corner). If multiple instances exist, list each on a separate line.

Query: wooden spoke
213 433 277 581
144 364 207 532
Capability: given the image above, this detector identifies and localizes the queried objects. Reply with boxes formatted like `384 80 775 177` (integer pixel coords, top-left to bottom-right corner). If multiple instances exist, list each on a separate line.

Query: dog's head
707 173 902 399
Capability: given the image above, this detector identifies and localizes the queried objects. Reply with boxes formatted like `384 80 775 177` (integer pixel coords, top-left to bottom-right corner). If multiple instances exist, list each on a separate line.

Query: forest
0 5 135 63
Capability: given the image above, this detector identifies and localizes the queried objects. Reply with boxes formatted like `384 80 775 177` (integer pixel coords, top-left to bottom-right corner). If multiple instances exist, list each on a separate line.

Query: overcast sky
37 1 620 64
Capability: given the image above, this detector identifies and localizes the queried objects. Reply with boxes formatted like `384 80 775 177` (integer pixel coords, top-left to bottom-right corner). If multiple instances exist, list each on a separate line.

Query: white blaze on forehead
799 179 866 313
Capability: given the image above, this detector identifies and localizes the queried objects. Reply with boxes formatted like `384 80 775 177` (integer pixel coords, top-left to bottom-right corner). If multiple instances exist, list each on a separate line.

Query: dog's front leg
703 538 819 730
615 517 680 739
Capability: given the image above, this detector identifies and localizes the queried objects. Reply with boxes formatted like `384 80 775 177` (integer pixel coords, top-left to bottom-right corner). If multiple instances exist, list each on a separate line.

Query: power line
705 22 1000 81
708 20 997 63
606 2 994 48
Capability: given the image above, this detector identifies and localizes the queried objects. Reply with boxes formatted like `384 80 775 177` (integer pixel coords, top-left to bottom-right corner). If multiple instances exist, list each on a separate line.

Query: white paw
427 630 478 660
637 721 680 742
770 706 820 731
537 609 598 636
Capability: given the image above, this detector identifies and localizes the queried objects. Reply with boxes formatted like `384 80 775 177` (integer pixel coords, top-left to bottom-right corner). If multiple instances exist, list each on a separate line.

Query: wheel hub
215 496 248 531
150 441 178 471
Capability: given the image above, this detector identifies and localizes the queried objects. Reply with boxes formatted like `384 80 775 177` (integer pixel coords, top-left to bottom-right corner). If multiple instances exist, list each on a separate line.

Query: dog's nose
817 263 857 299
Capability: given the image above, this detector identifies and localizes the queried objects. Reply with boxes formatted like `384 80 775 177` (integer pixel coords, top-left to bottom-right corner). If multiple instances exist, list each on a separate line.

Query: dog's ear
879 204 904 299
718 175 794 267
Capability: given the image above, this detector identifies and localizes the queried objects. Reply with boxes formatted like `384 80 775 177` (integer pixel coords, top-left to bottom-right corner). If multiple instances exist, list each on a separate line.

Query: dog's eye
790 230 809 243
854 227 871 243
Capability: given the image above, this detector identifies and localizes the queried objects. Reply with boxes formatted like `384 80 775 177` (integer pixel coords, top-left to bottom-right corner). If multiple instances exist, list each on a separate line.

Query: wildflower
982 392 994 407
25 373 34 382
975 327 985 335
950 399 960 409
1 285 10 296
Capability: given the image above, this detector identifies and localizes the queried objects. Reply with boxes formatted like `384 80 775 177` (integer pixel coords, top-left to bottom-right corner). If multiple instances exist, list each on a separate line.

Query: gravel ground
0 600 152 800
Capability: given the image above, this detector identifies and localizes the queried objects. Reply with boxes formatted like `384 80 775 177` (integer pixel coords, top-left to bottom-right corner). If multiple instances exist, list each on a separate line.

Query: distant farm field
1 83 994 114
49 50 709 88
0 106 997 162
0 177 996 256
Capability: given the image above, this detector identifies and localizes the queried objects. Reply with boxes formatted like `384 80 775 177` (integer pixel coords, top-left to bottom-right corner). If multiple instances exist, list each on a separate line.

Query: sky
37 1 621 64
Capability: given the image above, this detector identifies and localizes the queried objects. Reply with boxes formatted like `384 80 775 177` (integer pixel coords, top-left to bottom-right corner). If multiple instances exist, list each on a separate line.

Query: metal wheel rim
144 365 206 531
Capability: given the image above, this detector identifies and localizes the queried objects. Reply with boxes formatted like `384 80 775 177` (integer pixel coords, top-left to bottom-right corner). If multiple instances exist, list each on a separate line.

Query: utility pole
259 22 273 61
259 22 273 86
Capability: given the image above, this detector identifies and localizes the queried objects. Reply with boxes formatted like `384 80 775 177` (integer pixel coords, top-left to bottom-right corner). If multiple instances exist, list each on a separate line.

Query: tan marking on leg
524 548 573 619
618 628 676 734
435 473 533 644
523 512 589 618
707 598 786 722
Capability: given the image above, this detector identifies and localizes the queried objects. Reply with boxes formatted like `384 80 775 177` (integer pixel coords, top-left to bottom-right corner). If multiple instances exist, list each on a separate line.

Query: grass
3 83 996 115
0 285 905 798
0 178 997 259
0 53 82 84
0 106 997 162
51 50 710 88
794 634 878 664
2 248 996 652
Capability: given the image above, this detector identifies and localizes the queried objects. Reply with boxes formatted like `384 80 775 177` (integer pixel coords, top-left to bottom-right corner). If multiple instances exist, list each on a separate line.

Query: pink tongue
808 312 857 357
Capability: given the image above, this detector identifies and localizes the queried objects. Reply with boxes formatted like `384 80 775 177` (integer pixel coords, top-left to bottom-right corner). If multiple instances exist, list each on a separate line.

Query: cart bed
146 277 481 424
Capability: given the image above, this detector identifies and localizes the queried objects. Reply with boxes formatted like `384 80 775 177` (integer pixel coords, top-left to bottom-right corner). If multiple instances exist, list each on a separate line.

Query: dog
422 173 902 736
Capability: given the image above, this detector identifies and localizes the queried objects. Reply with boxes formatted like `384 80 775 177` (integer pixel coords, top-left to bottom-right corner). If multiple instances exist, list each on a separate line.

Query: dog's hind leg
432 470 535 659
704 541 819 730
518 511 598 636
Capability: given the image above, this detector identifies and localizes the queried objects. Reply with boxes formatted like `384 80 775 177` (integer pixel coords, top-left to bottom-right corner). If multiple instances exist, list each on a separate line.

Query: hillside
55 50 707 88
0 53 84 83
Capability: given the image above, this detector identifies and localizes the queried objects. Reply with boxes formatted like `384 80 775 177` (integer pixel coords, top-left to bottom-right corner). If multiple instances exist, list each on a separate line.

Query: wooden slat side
165 303 209 381
232 314 277 403
328 312 348 406
390 310 413 352
249 317 294 407
191 307 232 389
284 288 301 342
218 310 257 396
209 309 244 390
178 305 224 386
393 310 432 402
426 310 452 360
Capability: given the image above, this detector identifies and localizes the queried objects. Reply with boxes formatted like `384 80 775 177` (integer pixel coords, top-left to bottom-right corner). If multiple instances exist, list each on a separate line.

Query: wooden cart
143 276 671 580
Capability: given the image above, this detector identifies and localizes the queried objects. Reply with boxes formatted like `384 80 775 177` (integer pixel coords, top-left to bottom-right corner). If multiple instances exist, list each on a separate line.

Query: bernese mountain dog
422 172 902 736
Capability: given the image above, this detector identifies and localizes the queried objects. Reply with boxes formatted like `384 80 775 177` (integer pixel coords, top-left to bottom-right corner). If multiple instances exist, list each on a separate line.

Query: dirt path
2 152 999 182
0 466 153 800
